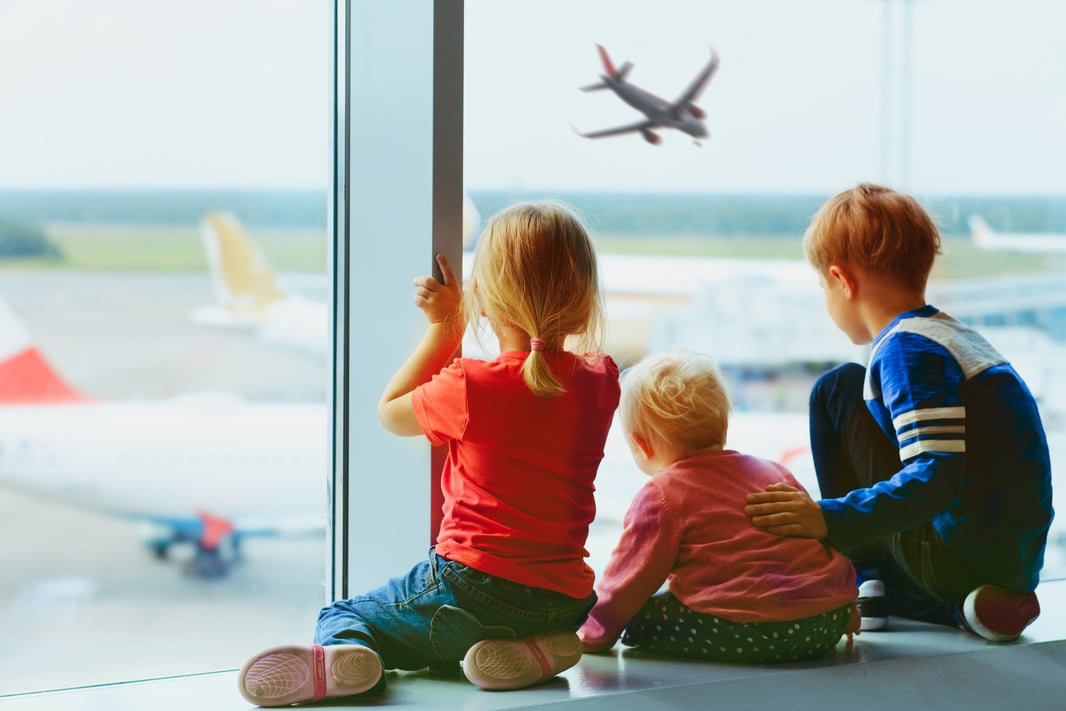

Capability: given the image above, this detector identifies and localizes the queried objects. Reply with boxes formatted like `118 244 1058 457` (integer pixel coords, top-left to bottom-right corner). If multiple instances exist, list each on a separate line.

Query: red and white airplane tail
0 299 85 404
580 44 634 91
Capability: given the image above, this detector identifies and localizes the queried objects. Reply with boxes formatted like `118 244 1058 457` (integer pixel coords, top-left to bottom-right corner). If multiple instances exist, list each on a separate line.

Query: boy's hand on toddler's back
412 253 463 328
745 482 829 540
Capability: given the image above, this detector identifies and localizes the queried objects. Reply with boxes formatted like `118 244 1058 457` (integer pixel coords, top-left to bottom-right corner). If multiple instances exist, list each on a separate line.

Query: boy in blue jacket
746 183 1053 641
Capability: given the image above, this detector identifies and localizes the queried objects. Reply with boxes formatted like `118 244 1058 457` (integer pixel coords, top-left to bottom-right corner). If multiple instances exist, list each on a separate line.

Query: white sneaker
858 579 889 631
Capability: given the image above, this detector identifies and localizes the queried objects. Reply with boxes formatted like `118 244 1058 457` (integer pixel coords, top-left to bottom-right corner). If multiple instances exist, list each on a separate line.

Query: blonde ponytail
521 338 566 398
466 201 604 399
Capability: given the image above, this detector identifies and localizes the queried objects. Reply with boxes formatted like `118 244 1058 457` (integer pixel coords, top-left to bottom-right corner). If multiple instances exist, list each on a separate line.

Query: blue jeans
314 548 595 672
810 363 985 625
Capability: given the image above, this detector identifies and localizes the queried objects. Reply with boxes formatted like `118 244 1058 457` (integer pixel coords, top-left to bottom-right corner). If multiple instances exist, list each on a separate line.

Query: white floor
4 579 1064 711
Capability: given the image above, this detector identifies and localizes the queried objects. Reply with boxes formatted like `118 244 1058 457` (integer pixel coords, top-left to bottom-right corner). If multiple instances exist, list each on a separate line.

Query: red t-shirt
412 351 620 598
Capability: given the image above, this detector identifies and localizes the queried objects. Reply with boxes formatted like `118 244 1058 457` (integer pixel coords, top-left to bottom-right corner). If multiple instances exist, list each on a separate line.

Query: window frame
329 0 465 599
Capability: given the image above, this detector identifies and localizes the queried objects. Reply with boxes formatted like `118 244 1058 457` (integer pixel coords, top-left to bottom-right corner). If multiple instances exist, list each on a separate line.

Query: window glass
465 1 1065 580
0 0 330 693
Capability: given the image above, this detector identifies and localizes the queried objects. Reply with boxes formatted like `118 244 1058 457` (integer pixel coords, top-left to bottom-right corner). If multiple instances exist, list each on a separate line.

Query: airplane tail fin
580 44 626 91
0 298 86 403
968 214 994 249
200 212 287 315
596 44 617 77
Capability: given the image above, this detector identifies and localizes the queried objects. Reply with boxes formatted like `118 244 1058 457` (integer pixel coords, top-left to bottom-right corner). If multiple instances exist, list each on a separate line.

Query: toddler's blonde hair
466 200 604 398
620 351 730 459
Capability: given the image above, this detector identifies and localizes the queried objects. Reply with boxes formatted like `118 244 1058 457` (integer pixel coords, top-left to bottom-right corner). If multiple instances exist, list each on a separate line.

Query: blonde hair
620 352 730 459
803 183 942 293
466 200 604 398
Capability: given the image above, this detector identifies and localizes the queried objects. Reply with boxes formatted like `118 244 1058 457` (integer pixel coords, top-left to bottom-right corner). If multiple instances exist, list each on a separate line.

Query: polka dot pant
621 591 852 663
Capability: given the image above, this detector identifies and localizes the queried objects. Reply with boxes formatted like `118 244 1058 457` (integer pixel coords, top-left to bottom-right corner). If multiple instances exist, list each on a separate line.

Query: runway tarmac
1 269 1063 697
0 270 326 403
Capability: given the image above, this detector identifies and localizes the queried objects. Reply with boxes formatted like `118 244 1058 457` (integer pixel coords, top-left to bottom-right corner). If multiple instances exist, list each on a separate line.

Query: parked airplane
189 212 329 357
969 214 1066 253
191 194 482 356
1 288 822 582
0 297 328 579
573 44 720 145
190 213 865 369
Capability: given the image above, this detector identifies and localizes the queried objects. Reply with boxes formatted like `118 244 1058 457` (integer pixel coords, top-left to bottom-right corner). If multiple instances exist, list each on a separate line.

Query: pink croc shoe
463 630 582 691
238 644 383 707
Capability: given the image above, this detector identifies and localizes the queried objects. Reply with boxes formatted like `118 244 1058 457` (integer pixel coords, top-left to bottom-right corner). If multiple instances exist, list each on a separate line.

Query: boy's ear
630 431 655 461
828 264 857 299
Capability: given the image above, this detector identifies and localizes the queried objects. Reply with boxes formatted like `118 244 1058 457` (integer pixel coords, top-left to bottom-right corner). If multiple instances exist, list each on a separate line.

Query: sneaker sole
860 616 889 631
857 579 888 631
463 631 582 691
238 644 382 707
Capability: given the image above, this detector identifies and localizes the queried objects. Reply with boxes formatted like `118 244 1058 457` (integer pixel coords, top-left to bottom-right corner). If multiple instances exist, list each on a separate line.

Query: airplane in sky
0 296 327 579
573 44 720 145
968 214 1066 253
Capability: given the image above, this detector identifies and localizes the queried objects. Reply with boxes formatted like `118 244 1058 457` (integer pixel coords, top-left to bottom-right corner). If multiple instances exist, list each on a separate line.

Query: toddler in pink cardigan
579 352 858 662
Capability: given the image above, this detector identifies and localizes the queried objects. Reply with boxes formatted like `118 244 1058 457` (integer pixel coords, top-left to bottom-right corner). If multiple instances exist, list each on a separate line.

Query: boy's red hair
803 183 941 293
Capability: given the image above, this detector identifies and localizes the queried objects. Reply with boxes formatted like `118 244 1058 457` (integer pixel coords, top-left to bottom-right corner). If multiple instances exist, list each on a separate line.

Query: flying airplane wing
672 46 720 107
572 119 655 140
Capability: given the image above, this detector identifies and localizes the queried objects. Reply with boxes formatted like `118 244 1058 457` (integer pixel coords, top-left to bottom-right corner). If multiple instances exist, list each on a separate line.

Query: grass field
1 223 329 272
0 223 1056 281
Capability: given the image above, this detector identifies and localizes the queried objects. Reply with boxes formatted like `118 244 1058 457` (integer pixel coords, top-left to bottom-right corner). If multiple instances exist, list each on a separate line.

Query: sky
0 1 1064 195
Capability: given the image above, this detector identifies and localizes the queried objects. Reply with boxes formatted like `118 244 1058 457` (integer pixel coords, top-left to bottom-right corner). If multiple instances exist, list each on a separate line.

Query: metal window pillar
330 0 464 600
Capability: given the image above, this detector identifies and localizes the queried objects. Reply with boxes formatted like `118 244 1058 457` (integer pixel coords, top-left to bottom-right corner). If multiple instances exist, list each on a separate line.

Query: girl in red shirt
238 202 619 706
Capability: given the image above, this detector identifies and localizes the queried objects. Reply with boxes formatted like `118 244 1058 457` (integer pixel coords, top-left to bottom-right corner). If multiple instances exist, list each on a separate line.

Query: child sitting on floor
745 183 1053 641
238 201 620 706
580 351 858 662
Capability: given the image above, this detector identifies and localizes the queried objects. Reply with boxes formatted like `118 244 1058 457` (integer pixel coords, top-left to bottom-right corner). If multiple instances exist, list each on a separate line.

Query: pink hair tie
529 338 545 352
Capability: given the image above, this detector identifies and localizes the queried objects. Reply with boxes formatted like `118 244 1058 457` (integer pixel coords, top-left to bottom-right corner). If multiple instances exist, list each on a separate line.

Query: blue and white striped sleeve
821 331 967 547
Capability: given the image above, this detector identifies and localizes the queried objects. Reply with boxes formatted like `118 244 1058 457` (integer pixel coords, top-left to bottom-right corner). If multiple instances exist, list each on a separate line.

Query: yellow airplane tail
200 212 287 315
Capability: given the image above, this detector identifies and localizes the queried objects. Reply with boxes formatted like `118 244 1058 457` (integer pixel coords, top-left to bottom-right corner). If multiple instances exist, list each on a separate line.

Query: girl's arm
378 253 464 437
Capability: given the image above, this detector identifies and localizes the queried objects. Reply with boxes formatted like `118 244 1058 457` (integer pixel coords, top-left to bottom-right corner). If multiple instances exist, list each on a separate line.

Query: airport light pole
880 0 915 190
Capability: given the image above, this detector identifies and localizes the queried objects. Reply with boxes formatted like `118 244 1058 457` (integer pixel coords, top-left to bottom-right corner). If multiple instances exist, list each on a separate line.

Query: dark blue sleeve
821 332 967 548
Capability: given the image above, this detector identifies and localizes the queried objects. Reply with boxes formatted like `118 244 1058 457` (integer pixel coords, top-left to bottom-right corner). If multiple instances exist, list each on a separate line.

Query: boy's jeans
808 363 986 625
315 548 595 671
